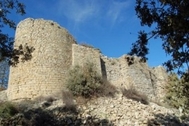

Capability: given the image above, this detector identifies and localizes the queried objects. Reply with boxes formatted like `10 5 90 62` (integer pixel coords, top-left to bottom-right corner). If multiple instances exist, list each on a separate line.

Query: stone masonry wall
0 90 7 102
100 54 167 100
152 66 168 101
8 18 76 100
72 44 102 75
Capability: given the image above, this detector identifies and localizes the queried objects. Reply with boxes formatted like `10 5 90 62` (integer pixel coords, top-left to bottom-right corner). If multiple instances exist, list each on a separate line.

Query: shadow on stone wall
100 58 107 80
147 113 189 126
137 68 158 100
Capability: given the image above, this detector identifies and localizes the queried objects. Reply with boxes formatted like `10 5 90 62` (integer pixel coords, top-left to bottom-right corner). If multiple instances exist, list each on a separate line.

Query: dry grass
99 79 117 97
75 96 88 106
80 43 101 51
62 90 76 111
33 95 56 107
121 86 149 105
80 43 94 49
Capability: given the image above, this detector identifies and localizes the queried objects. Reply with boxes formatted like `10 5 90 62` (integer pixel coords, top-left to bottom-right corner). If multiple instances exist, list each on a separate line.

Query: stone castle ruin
6 18 168 101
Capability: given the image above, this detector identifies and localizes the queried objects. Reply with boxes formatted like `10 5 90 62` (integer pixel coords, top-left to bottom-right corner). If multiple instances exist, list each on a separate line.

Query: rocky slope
81 94 185 126
0 91 188 126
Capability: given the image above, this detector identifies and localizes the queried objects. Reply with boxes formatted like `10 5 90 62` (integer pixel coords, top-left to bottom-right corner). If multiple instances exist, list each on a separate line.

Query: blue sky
5 0 170 67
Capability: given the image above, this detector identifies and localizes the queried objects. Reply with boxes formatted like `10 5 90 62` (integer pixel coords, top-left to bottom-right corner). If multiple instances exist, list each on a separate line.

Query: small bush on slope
66 62 103 98
165 72 189 115
0 102 18 118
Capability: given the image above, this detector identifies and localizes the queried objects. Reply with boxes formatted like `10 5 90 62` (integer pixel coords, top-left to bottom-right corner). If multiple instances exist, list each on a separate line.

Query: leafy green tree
0 59 9 87
0 0 34 66
0 0 25 58
130 1 189 114
129 0 189 75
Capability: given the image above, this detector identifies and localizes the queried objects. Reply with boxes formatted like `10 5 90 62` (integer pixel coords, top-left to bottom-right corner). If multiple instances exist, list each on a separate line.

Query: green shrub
66 63 103 98
165 72 189 114
0 102 19 118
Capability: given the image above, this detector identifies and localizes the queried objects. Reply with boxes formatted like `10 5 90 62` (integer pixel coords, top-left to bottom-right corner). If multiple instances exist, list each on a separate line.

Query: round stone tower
7 18 76 100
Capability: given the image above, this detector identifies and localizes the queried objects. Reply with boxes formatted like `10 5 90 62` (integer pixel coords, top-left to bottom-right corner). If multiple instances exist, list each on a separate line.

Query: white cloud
55 0 131 26
56 0 99 23
107 0 131 25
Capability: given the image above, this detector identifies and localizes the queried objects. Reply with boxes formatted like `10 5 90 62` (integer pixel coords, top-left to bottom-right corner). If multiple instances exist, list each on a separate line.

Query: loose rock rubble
0 92 189 126
78 93 188 126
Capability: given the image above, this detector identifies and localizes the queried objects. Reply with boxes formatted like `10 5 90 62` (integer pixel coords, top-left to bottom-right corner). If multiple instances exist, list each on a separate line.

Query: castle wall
101 55 166 100
7 18 76 100
7 18 168 101
152 66 168 102
72 44 102 75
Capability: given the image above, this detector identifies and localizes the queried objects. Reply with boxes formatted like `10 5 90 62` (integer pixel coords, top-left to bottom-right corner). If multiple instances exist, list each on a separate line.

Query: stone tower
7 18 76 100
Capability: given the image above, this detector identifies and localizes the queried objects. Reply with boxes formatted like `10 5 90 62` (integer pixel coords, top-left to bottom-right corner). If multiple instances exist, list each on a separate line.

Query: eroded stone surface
8 18 76 100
